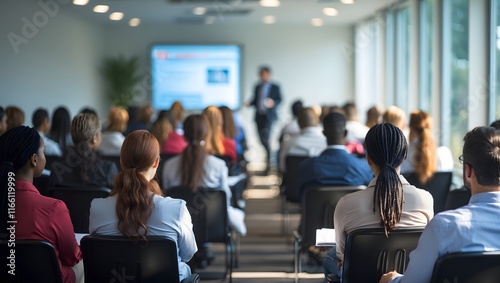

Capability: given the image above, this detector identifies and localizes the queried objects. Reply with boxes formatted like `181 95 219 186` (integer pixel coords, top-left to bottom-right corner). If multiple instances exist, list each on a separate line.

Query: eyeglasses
458 155 464 164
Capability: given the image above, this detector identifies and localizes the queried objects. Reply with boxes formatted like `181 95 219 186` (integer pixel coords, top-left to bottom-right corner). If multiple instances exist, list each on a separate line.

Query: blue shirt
391 191 500 283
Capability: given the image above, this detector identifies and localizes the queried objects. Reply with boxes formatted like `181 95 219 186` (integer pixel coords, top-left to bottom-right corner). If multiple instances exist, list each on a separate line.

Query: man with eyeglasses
380 126 500 283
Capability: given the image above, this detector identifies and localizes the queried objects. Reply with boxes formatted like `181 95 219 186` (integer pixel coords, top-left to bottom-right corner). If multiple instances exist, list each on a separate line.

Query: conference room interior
2 0 500 282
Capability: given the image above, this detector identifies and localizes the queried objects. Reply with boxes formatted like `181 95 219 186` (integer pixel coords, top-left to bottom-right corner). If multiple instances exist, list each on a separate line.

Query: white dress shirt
39 132 62 156
345 120 369 143
279 126 327 172
98 131 125 156
89 194 197 281
390 191 500 283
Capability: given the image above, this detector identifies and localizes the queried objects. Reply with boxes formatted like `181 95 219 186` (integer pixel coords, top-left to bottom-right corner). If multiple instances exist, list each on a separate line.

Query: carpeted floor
196 167 325 283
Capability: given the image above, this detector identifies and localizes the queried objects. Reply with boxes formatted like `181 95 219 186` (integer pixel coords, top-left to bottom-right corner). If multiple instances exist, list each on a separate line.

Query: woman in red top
0 126 83 283
202 106 237 162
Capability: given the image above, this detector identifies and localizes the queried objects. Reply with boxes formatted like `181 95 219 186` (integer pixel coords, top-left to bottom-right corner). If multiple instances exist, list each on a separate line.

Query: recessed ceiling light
340 0 355 4
263 15 276 24
129 18 141 27
73 0 89 6
323 7 338 16
311 18 324 27
260 0 280 8
204 16 216 25
109 12 124 21
193 7 207 16
93 5 109 13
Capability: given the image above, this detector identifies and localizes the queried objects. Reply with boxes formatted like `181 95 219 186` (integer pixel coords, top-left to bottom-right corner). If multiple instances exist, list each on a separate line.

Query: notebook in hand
315 228 336 247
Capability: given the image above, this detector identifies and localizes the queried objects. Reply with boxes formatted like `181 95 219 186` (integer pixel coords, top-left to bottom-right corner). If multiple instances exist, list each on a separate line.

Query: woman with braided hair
323 123 434 280
0 126 83 283
89 130 197 281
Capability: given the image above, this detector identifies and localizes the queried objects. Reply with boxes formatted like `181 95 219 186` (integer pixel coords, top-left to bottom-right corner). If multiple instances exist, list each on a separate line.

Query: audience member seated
98 106 128 156
32 108 63 156
401 110 454 182
49 106 73 152
162 114 247 236
297 112 373 200
89 130 197 281
380 126 500 283
324 123 434 279
343 102 369 144
0 126 83 283
79 107 98 116
0 106 7 136
125 104 153 135
220 106 247 159
365 105 382 128
279 107 326 172
203 106 237 162
169 100 185 134
49 113 118 188
383 105 407 133
5 105 24 130
279 100 303 143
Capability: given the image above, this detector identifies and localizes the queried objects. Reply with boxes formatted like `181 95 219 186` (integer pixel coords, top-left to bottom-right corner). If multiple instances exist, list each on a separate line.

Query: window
419 0 434 113
395 7 411 113
442 0 469 164
491 0 500 122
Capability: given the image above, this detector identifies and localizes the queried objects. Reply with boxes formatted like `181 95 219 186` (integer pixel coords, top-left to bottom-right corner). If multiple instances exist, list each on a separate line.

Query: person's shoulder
207 155 226 166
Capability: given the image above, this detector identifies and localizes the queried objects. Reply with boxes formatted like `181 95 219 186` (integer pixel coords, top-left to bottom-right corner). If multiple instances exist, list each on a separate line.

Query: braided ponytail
365 123 408 236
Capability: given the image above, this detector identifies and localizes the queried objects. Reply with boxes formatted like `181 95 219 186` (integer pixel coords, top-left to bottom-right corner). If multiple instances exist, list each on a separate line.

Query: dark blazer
297 147 373 199
251 83 282 121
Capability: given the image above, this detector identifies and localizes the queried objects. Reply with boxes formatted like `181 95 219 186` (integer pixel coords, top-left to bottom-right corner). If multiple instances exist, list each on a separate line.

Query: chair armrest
293 230 302 243
181 273 200 283
327 273 341 283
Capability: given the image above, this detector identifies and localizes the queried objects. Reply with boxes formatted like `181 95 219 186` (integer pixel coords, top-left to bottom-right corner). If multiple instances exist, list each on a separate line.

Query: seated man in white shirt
343 102 369 144
380 126 500 283
32 108 62 156
279 107 326 173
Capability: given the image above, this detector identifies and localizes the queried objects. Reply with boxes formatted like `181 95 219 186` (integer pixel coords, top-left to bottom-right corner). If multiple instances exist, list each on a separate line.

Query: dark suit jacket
251 82 282 121
297 147 373 199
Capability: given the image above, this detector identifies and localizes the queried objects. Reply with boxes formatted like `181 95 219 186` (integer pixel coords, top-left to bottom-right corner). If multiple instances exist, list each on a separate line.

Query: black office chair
281 155 309 233
293 185 364 276
166 187 235 282
98 155 122 172
0 240 63 283
48 186 111 233
81 235 200 283
44 155 66 172
331 228 424 283
403 172 452 213
33 174 51 196
156 153 178 188
445 187 471 210
430 251 500 283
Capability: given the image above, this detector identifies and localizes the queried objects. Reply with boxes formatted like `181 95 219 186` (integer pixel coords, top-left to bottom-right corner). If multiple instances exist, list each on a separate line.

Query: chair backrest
300 185 365 247
0 240 63 283
98 155 122 172
445 187 471 211
166 187 229 247
33 174 51 197
284 155 309 203
403 172 452 213
44 155 66 172
430 251 500 283
48 187 111 233
81 235 181 283
156 154 178 188
342 228 423 283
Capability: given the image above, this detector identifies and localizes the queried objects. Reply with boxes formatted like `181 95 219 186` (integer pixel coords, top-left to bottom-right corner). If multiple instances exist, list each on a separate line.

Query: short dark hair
32 108 49 129
342 102 357 120
323 112 346 137
259 66 271 74
291 100 303 117
490 120 500 129
463 127 500 186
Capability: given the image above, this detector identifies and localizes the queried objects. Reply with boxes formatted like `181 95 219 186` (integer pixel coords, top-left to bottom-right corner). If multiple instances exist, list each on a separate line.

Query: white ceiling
64 0 399 26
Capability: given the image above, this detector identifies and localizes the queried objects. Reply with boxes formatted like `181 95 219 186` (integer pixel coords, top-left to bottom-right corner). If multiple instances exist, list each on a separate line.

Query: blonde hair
71 113 100 144
151 112 172 144
170 101 184 127
202 106 225 156
382 106 406 130
409 110 437 184
106 106 129 133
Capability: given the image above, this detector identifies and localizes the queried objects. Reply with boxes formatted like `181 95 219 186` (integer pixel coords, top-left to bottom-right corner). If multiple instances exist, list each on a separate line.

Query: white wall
102 23 355 160
0 0 106 124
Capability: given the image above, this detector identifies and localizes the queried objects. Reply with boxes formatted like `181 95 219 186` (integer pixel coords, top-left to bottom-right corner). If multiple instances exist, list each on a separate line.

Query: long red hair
112 130 162 241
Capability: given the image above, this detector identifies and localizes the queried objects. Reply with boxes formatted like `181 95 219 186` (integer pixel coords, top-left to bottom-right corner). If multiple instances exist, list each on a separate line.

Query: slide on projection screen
151 44 241 111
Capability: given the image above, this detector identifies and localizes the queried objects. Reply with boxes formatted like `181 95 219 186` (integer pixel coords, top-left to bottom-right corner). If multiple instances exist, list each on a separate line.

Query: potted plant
102 55 142 108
